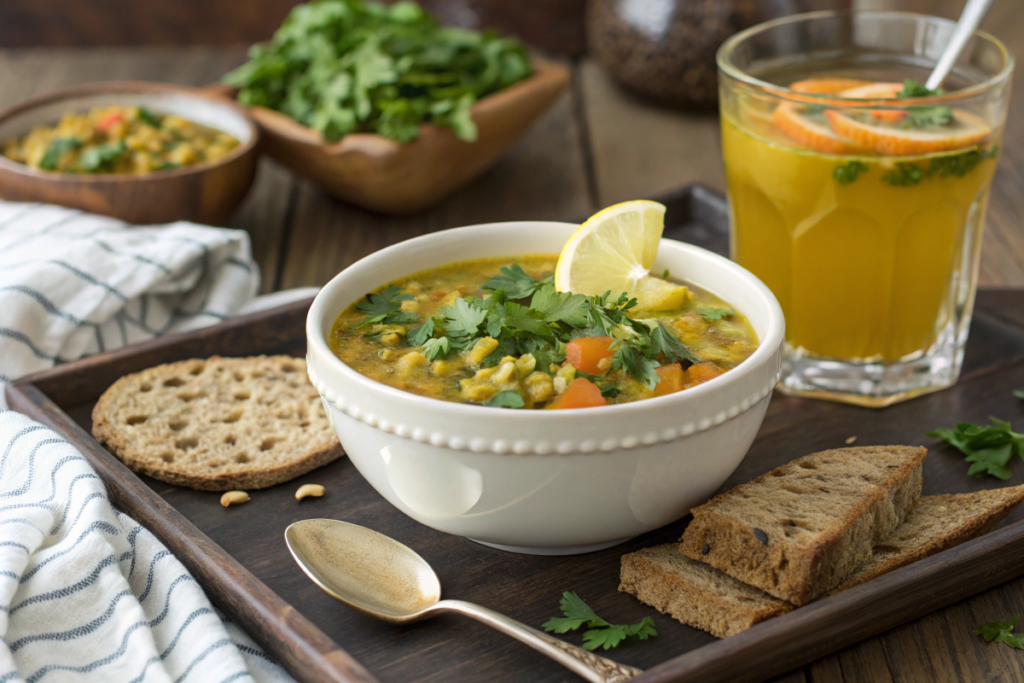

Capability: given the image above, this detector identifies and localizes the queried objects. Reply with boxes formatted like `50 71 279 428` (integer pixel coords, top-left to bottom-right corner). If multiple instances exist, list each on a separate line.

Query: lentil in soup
330 255 759 409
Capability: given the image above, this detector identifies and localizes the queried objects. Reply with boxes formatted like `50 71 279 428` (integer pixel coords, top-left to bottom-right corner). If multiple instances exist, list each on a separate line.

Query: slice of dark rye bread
92 356 343 491
679 446 927 605
620 545 793 638
828 485 1024 593
621 485 1024 637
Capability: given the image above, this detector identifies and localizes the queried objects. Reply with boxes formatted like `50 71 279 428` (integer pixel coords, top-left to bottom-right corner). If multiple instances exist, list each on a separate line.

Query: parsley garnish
421 336 451 361
137 107 161 128
351 285 419 329
895 79 952 129
223 0 532 143
39 138 82 170
406 318 435 346
482 264 551 300
76 140 127 172
351 265 698 390
881 162 924 187
834 160 869 185
880 146 998 187
697 306 735 321
542 592 657 651
1015 390 1024 400
926 417 1024 480
897 80 938 98
485 391 525 409
976 617 1024 649
437 298 488 337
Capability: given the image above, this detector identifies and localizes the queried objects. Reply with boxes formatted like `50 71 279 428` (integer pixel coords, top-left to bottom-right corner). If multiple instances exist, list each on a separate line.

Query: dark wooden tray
9 186 1024 683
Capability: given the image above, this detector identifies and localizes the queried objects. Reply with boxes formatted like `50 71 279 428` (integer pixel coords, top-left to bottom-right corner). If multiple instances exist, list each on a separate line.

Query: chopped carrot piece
97 111 124 132
548 378 608 409
654 363 684 396
683 362 725 388
566 336 615 375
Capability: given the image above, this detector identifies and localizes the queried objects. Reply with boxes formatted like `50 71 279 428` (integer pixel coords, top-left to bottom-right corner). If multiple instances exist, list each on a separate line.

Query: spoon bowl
285 519 641 683
285 518 440 622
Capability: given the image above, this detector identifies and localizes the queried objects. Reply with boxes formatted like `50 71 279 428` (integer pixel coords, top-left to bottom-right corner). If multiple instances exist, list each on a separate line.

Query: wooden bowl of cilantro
219 0 569 215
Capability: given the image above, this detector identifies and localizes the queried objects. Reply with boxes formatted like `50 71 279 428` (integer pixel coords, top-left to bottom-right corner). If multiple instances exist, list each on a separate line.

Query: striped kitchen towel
0 201 259 408
0 202 294 682
0 409 290 683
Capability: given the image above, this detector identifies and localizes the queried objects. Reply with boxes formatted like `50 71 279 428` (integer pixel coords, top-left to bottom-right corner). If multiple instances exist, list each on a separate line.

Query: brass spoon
285 519 641 683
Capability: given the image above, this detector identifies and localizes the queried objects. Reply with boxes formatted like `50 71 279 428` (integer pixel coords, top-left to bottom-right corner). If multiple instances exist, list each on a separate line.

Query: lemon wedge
555 200 687 311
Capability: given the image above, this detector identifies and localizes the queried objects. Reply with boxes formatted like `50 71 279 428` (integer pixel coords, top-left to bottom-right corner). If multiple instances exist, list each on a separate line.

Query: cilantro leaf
39 137 82 170
927 417 1024 479
437 298 487 337
648 322 698 365
421 337 451 362
965 444 1014 480
356 285 413 316
542 592 656 651
582 618 657 651
482 264 549 300
76 140 127 172
137 107 161 128
834 160 869 185
485 390 525 409
976 617 1024 649
542 592 607 633
898 80 939 98
882 163 924 187
613 343 660 390
224 0 532 143
697 306 735 321
902 105 953 129
530 286 590 327
407 318 435 346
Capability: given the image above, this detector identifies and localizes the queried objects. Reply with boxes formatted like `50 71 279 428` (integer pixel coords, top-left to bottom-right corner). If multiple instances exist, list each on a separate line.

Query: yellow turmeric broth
329 255 759 409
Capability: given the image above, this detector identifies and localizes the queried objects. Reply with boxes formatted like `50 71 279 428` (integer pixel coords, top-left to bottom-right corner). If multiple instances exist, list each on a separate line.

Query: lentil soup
330 255 759 409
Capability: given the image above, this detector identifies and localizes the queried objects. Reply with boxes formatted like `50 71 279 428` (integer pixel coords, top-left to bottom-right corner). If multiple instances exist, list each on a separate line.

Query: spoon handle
925 0 995 90
434 599 641 683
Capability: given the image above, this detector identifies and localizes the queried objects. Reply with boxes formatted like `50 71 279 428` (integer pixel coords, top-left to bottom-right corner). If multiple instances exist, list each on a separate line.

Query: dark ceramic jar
587 0 841 108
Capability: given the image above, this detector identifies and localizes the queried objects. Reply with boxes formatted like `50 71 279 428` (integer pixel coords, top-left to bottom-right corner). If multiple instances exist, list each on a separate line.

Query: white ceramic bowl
306 222 785 555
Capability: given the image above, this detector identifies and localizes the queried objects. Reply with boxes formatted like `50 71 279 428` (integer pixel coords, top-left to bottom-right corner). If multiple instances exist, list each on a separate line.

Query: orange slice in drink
790 78 870 94
838 82 907 123
771 102 869 155
824 108 992 155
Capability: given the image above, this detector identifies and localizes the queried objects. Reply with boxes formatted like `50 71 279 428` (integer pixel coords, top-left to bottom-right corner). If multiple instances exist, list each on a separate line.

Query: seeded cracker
92 356 342 491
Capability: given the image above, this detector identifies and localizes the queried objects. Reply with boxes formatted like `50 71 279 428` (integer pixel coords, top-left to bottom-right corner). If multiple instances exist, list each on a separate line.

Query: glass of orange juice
717 11 1013 407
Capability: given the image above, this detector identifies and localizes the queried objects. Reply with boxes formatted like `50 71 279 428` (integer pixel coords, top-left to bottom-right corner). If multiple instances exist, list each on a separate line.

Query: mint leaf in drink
834 160 869 185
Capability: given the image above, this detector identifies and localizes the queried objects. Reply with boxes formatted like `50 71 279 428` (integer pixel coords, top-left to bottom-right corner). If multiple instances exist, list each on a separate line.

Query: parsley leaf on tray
976 617 1024 649
926 417 1024 480
542 591 657 651
223 0 532 143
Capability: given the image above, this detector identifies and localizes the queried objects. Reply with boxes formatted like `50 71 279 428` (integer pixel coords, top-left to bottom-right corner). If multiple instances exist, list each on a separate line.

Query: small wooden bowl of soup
0 82 259 225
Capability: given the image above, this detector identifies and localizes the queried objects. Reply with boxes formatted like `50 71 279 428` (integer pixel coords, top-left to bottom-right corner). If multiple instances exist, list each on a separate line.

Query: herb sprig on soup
329 256 758 409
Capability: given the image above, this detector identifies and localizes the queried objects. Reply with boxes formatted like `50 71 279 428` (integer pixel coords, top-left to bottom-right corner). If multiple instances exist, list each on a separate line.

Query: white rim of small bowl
307 222 785 449
0 81 259 182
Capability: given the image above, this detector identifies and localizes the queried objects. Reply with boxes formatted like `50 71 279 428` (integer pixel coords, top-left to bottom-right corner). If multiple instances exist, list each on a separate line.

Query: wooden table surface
1 0 1023 680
